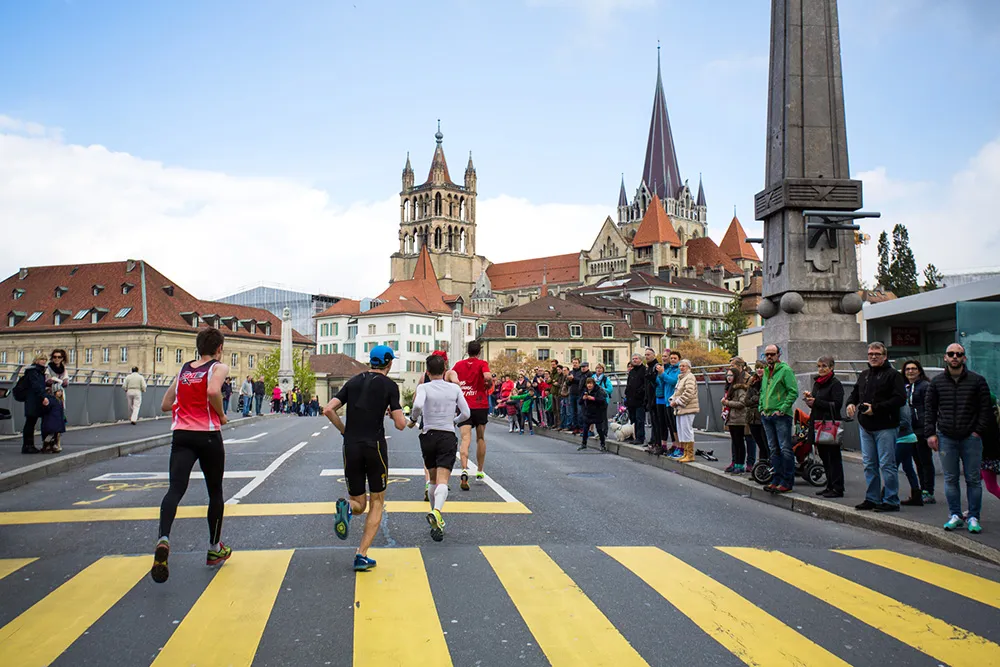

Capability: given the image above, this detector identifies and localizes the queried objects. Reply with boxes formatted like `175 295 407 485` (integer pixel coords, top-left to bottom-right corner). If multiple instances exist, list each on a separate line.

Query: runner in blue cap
322 344 406 571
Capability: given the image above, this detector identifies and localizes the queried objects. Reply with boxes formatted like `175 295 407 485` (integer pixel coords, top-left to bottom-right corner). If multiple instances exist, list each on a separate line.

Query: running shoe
967 517 982 534
353 554 377 572
943 514 964 531
427 509 445 542
922 491 936 504
334 498 352 540
724 463 736 473
150 538 170 584
476 471 485 481
207 543 232 567
460 471 470 491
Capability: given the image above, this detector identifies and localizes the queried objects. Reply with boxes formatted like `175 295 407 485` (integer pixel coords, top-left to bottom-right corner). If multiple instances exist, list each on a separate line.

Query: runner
151 327 232 584
409 353 470 541
323 345 406 572
417 350 460 501
452 340 493 491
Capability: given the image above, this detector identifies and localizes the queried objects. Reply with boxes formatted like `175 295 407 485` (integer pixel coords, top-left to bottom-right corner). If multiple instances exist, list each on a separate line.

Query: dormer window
12 289 24 300
162 285 174 297
73 309 90 320
26 311 43 322
54 310 70 325
121 282 134 295
7 311 26 327
201 314 217 328
262 322 271 336
537 323 549 338
504 323 517 338
569 324 583 338
54 286 68 299
602 324 615 339
91 307 109 323
180 312 199 327
92 284 105 296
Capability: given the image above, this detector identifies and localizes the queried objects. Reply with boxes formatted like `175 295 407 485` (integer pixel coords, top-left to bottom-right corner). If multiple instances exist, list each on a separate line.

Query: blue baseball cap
369 345 395 367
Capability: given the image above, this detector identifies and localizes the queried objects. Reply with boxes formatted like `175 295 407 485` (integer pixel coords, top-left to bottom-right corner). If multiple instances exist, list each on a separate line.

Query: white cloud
0 117 613 301
854 135 1000 280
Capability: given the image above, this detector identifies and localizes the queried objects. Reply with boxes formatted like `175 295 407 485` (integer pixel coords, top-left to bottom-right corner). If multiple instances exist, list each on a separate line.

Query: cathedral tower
390 123 486 301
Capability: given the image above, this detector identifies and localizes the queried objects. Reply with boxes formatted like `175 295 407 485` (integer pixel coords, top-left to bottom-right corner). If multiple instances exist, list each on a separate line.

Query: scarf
48 361 65 376
815 372 834 385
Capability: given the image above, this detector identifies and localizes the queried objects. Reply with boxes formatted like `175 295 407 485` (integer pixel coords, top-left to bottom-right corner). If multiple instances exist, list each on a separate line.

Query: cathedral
388 50 760 317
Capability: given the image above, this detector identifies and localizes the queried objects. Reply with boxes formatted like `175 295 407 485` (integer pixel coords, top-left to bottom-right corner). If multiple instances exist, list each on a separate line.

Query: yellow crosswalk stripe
354 548 452 667
151 549 293 667
720 547 1000 667
481 545 647 667
0 500 529 525
835 548 1000 610
601 546 851 667
0 555 148 667
0 558 36 581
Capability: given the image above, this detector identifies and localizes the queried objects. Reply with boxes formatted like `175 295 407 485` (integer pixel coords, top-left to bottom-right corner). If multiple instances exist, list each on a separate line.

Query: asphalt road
1 415 998 666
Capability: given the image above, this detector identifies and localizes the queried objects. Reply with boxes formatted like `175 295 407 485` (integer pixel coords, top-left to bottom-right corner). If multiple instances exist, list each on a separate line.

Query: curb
490 417 1000 567
0 414 279 494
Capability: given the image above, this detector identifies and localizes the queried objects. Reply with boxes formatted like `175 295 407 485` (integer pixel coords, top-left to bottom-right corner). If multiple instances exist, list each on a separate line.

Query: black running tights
159 430 226 543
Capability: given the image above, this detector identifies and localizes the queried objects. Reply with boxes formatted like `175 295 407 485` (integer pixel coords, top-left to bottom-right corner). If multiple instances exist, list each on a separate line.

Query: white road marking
225 432 269 444
226 441 308 505
319 466 520 503
311 432 321 437
322 425 330 430
90 471 260 481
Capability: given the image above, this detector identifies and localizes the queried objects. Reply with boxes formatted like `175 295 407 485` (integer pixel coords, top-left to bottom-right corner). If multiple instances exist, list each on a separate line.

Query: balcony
666 327 691 337
708 330 727 341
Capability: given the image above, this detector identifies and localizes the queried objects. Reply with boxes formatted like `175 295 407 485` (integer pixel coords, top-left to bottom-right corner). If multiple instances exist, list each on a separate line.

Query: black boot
900 489 924 506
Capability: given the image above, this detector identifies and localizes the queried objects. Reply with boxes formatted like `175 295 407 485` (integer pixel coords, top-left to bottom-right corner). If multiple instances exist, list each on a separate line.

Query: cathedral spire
696 173 706 207
425 121 453 185
642 44 682 201
618 174 628 208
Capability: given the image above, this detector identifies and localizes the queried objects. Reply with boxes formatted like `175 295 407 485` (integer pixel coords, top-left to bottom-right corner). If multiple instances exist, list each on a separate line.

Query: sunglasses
946 351 965 358
764 353 777 357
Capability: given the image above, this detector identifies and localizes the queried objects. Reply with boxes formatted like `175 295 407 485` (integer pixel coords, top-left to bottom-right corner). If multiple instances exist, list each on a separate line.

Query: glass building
216 285 339 341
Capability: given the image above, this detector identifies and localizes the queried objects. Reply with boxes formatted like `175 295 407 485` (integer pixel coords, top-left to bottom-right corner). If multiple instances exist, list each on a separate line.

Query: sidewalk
0 412 277 492
497 417 1000 565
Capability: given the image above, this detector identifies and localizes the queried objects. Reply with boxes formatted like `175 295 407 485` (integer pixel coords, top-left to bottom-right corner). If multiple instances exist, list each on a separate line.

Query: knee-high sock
427 483 437 508
433 483 449 511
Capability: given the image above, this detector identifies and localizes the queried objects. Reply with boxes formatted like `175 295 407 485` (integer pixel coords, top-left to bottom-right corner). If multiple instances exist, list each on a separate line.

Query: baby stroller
751 409 827 487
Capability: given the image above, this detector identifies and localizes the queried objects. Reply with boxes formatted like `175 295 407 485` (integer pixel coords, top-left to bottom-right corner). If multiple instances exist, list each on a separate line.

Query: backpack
12 373 29 402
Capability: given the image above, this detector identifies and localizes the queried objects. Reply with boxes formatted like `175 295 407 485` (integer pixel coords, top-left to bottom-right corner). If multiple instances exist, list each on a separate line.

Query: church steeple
426 120 453 185
402 152 414 192
696 173 706 207
464 151 477 192
641 44 682 201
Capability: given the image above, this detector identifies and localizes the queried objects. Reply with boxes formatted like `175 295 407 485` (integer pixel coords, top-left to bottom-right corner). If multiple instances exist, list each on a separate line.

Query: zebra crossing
0 546 998 666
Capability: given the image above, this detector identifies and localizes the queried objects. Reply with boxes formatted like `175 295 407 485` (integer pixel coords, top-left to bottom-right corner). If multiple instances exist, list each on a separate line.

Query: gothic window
459 198 466 221
435 193 442 216
447 226 454 251
404 199 411 222
460 229 466 253
434 227 442 249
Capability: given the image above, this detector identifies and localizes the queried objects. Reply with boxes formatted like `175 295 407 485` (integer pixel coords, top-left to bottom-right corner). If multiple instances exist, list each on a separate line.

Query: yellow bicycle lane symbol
95 482 170 492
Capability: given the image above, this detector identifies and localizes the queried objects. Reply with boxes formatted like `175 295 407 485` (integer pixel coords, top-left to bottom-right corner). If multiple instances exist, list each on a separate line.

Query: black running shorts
343 439 388 497
458 407 489 428
419 430 459 471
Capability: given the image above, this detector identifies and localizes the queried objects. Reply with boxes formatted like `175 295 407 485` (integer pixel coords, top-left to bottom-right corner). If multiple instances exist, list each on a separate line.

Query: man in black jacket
253 378 266 416
576 361 594 435
20 355 49 454
624 353 647 443
846 342 906 512
566 358 583 433
925 343 992 534
643 347 660 446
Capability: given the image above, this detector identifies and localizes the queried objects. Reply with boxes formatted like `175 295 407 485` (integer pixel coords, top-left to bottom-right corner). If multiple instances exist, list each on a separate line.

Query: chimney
126 259 137 273
743 267 752 288
18 268 28 280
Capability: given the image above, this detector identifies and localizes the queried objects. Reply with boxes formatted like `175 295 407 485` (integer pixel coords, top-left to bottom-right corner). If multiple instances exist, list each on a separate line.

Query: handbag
814 420 844 446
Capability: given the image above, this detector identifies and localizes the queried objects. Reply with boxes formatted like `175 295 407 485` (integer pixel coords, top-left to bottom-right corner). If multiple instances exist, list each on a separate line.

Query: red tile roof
375 245 454 314
314 299 361 318
719 216 760 262
685 237 743 276
480 295 634 341
1 261 312 343
486 253 581 291
309 353 368 378
631 195 681 248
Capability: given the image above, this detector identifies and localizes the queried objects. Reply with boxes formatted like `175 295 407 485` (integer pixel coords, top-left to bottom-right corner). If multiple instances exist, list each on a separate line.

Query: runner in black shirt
323 345 406 571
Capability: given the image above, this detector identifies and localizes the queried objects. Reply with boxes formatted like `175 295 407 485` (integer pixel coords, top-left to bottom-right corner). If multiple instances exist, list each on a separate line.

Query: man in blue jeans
924 342 992 534
846 342 907 512
759 345 799 493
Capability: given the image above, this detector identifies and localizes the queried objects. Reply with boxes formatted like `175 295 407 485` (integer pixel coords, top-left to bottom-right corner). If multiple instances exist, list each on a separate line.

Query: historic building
216 285 341 342
389 123 488 303
0 260 313 380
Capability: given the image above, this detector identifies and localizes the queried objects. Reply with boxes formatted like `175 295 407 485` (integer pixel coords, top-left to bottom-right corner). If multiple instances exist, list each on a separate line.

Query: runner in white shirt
409 353 470 541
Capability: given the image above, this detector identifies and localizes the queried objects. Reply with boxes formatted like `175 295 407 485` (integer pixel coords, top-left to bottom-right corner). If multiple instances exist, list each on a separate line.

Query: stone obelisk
278 307 294 392
755 0 868 370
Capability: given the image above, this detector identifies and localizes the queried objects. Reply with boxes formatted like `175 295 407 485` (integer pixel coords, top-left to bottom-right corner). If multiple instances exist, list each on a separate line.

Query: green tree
258 348 280 391
889 224 919 297
294 353 316 396
875 230 892 291
923 263 944 291
717 292 749 357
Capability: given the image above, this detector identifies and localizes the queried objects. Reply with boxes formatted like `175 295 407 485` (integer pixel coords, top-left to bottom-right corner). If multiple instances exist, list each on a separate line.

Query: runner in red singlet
451 340 493 490
151 327 232 584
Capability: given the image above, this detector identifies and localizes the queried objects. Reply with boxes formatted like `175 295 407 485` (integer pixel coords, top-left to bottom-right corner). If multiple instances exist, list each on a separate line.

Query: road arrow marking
226 432 268 444
74 494 116 506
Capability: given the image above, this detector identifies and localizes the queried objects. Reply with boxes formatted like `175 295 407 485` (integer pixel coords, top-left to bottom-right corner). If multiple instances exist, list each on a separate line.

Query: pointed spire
425 121 454 185
403 151 412 173
696 173 706 207
618 174 628 207
412 244 440 285
466 151 475 173
435 119 443 145
642 44 683 202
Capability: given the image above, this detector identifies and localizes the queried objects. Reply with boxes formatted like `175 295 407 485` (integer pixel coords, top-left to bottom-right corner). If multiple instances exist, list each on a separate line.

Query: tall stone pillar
278 307 294 393
450 301 465 366
754 0 867 370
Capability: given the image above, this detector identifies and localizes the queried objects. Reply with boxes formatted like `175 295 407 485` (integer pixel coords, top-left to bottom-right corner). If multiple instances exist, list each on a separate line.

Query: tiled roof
719 216 760 262
632 195 681 248
685 237 743 276
314 299 361 318
565 294 663 333
365 297 435 315
480 295 633 341
580 271 733 297
1 261 312 343
423 144 454 186
486 253 581 291
861 289 897 304
309 353 368 378
376 245 453 314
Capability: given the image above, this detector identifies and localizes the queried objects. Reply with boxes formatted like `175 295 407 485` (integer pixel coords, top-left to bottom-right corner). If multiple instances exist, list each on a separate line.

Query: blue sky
1 0 999 297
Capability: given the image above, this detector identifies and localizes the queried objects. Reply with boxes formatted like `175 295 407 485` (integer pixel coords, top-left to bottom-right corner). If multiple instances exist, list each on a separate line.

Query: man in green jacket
759 344 799 493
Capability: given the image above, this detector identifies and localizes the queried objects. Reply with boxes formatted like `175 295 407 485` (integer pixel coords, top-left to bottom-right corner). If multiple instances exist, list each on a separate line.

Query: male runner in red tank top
452 340 493 491
151 327 232 584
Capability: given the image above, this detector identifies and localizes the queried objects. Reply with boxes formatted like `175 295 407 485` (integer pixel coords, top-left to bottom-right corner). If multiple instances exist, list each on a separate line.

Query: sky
1 0 998 300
